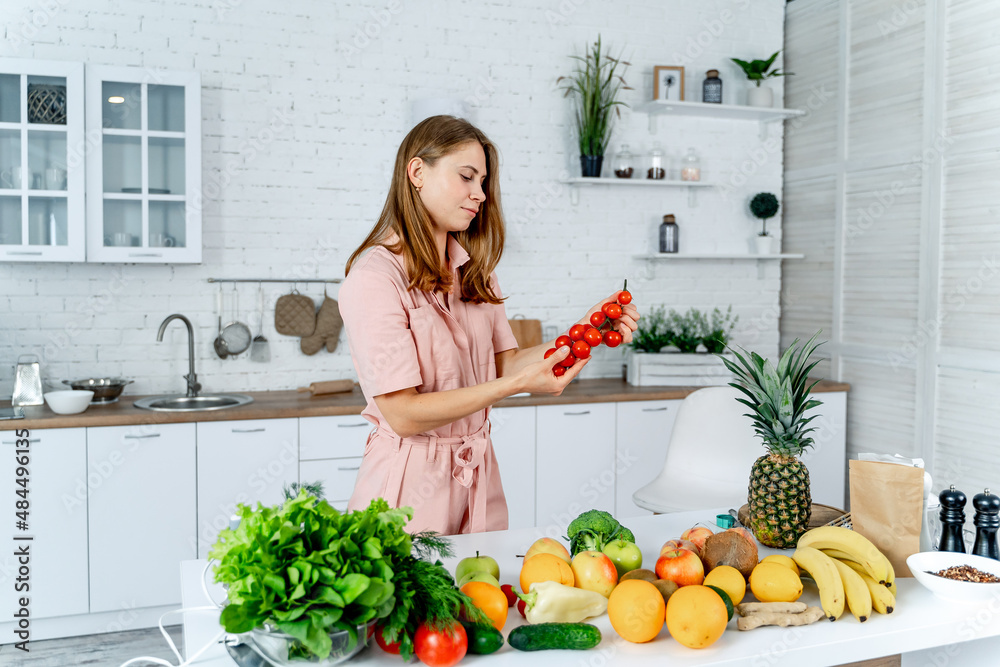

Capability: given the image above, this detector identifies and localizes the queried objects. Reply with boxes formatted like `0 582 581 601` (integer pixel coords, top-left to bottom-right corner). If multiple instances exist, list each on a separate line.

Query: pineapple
720 333 825 548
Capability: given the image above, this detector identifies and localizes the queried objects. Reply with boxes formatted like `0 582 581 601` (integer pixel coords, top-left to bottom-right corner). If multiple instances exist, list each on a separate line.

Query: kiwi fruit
652 579 679 603
620 568 657 583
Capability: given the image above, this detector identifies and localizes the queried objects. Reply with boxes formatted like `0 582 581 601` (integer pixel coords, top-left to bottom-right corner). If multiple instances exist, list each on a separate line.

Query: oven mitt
275 291 316 336
300 296 343 355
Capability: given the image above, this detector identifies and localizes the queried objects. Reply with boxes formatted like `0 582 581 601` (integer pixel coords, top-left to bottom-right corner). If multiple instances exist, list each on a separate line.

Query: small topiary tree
749 192 780 237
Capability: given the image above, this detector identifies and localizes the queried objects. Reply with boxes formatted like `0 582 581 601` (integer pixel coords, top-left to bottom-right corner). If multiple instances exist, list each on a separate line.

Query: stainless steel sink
133 394 254 412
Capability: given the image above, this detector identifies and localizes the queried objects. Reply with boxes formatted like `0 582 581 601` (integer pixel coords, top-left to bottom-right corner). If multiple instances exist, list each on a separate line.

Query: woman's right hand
516 345 589 396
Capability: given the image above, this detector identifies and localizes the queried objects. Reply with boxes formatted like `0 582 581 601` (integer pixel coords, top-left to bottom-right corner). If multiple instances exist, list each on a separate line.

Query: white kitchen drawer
615 400 682 518
300 458 363 503
300 415 371 461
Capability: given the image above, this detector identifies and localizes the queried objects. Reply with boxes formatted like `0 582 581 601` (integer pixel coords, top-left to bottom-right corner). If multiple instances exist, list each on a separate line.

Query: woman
339 115 639 535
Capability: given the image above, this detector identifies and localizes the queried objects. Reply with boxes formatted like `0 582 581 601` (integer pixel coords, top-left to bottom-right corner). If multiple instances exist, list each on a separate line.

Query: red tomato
501 584 517 607
559 354 577 368
617 290 632 305
552 365 566 377
555 335 573 349
571 340 591 359
543 347 557 359
590 312 606 328
602 302 623 320
604 330 623 347
568 324 587 341
517 598 527 618
374 625 402 655
414 622 467 667
583 327 603 347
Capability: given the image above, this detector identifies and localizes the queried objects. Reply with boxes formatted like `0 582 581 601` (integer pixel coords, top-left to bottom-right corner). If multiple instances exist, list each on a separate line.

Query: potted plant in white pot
730 50 792 108
625 306 738 387
558 35 631 178
749 192 780 255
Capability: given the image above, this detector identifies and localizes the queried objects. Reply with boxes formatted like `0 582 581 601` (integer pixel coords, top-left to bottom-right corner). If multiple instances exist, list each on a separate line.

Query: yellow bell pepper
518 581 608 624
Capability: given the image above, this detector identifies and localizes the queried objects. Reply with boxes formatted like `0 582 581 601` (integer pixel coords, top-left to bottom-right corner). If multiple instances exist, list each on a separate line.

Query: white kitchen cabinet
535 403 616 528
0 58 86 262
87 423 196 613
300 458 363 506
299 414 370 461
0 428 88 620
614 400 682 518
489 406 536 530
196 418 297 557
85 64 201 263
799 391 848 508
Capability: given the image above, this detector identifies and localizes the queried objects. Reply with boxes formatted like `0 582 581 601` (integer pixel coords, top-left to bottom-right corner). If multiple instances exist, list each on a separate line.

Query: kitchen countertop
0 378 849 431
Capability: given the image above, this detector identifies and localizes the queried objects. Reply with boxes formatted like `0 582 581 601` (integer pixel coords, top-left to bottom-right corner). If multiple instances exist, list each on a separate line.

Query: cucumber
508 622 601 651
461 621 504 655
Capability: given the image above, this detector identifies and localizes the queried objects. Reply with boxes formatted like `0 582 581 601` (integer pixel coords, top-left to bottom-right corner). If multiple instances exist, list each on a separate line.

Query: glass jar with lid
680 148 701 182
703 69 723 104
647 143 666 180
614 144 634 179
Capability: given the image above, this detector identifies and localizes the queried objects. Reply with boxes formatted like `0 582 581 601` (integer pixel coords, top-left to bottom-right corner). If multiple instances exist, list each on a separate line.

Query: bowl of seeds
908 551 1000 602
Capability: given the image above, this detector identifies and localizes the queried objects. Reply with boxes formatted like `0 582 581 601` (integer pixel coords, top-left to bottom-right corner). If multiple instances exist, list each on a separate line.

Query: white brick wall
0 0 788 398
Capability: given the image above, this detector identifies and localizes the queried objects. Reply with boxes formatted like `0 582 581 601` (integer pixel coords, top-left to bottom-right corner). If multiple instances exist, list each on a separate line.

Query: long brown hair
345 115 506 305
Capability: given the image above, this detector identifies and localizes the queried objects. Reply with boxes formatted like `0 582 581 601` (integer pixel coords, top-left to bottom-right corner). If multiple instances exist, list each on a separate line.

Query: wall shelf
633 252 805 279
560 177 712 206
633 100 807 138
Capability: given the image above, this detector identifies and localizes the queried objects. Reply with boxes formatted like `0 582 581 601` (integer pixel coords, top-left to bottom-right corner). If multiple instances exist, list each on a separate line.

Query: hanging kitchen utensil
221 285 252 357
300 288 343 355
213 284 229 359
12 354 44 406
274 287 316 337
250 282 271 362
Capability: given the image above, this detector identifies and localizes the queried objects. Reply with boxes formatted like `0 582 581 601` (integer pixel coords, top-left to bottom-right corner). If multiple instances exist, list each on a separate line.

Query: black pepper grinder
972 488 1000 560
659 214 678 253
938 485 968 553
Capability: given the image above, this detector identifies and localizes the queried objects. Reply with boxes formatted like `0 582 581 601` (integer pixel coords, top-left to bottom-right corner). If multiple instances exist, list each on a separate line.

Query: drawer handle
3 438 40 444
337 423 368 428
6 251 43 256
231 428 266 433
338 466 361 471
128 252 163 257
124 433 161 439
641 407 669 412
563 410 591 416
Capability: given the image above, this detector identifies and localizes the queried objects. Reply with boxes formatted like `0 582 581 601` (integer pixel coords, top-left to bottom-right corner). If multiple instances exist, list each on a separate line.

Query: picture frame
653 66 685 102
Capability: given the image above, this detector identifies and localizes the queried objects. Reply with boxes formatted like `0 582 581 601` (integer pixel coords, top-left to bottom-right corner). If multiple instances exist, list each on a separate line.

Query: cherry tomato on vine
555 335 573 349
571 340 592 359
617 290 633 305
414 622 467 667
543 348 557 359
552 365 566 377
568 324 587 341
559 354 577 368
590 312 606 328
602 302 623 319
604 330 623 347
583 327 603 347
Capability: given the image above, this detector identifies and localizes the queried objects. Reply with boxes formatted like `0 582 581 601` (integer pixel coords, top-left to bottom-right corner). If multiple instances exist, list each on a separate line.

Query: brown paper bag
508 318 542 349
849 459 924 577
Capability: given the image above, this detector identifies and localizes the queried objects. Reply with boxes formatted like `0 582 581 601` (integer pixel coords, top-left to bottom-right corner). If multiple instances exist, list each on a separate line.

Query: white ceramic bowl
907 550 1000 602
44 390 95 415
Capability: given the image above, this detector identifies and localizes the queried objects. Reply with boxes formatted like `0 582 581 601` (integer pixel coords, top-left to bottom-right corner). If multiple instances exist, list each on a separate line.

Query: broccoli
565 509 636 556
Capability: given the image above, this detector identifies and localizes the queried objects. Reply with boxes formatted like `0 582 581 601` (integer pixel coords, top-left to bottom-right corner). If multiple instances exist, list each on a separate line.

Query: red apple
680 526 715 552
571 550 619 598
655 549 705 587
525 537 572 564
660 538 700 557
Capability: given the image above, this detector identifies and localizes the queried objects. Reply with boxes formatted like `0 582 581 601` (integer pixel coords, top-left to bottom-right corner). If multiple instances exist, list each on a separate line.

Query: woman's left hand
575 291 640 344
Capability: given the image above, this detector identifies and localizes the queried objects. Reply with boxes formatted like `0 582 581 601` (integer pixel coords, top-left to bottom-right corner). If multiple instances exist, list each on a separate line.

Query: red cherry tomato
413 621 467 667
617 290 633 305
604 330 623 347
555 334 573 349
603 302 623 320
501 584 517 607
559 354 577 368
552 365 566 377
568 324 587 341
583 327 603 347
590 311 606 328
543 347 557 359
571 340 591 359
517 598 527 618
374 625 403 655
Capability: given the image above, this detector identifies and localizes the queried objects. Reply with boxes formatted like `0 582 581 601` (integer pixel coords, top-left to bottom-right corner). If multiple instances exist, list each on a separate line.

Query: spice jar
703 69 723 104
647 143 665 180
680 148 701 182
938 485 968 553
614 144 634 179
972 489 1000 560
659 214 678 253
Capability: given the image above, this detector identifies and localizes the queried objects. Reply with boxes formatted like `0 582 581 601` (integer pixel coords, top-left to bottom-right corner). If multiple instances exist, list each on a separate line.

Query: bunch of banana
794 526 897 620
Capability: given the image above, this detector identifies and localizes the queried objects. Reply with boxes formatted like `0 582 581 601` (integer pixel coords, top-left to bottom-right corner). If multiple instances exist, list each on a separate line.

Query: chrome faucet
156 314 202 397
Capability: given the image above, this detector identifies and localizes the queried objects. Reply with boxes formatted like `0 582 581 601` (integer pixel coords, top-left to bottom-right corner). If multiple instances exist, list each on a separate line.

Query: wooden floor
0 625 184 666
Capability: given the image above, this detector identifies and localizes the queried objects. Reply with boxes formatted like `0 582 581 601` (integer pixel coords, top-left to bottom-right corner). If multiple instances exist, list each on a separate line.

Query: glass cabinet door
86 66 201 263
0 60 85 262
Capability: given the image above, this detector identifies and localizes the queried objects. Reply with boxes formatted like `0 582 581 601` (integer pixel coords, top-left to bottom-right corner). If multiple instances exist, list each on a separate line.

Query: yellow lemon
703 565 747 605
749 562 803 603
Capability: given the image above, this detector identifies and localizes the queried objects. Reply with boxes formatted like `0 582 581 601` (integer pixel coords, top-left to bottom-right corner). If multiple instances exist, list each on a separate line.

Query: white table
181 509 1000 666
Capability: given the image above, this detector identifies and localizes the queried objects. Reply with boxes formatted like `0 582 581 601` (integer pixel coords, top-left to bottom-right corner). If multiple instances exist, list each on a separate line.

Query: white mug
149 233 175 247
106 232 134 247
1 166 25 189
45 167 67 190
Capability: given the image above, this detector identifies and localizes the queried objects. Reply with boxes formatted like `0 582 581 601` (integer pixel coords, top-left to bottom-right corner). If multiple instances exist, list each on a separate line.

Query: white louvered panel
841 167 921 345
785 0 840 173
841 358 919 459
939 153 1000 352
934 366 1000 491
781 176 837 348
847 0 925 161
945 0 1000 143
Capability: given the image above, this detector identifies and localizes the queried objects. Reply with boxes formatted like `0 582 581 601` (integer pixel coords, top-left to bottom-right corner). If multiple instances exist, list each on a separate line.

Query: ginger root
737 606 826 630
736 601 808 616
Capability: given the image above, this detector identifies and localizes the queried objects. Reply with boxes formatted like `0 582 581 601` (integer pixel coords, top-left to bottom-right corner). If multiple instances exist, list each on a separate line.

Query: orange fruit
607 579 665 643
519 553 574 593
665 585 728 649
703 565 747 605
460 580 508 631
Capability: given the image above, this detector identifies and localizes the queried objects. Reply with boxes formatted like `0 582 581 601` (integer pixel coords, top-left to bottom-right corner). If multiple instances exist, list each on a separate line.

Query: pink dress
338 234 518 535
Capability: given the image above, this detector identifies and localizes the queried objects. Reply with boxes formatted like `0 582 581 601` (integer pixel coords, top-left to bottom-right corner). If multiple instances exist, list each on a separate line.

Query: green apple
602 539 643 578
457 570 501 589
454 551 500 585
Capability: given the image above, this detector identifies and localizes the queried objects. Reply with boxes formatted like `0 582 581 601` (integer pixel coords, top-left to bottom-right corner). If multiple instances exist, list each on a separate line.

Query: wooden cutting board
738 503 848 530
508 318 542 349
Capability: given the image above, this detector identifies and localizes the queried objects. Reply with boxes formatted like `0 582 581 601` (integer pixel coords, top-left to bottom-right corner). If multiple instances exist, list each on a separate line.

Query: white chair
632 386 762 514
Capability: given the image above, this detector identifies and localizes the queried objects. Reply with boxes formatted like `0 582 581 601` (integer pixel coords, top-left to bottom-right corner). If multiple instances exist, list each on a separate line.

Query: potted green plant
626 306 735 387
730 50 792 108
749 192 780 254
702 306 739 354
558 35 631 178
